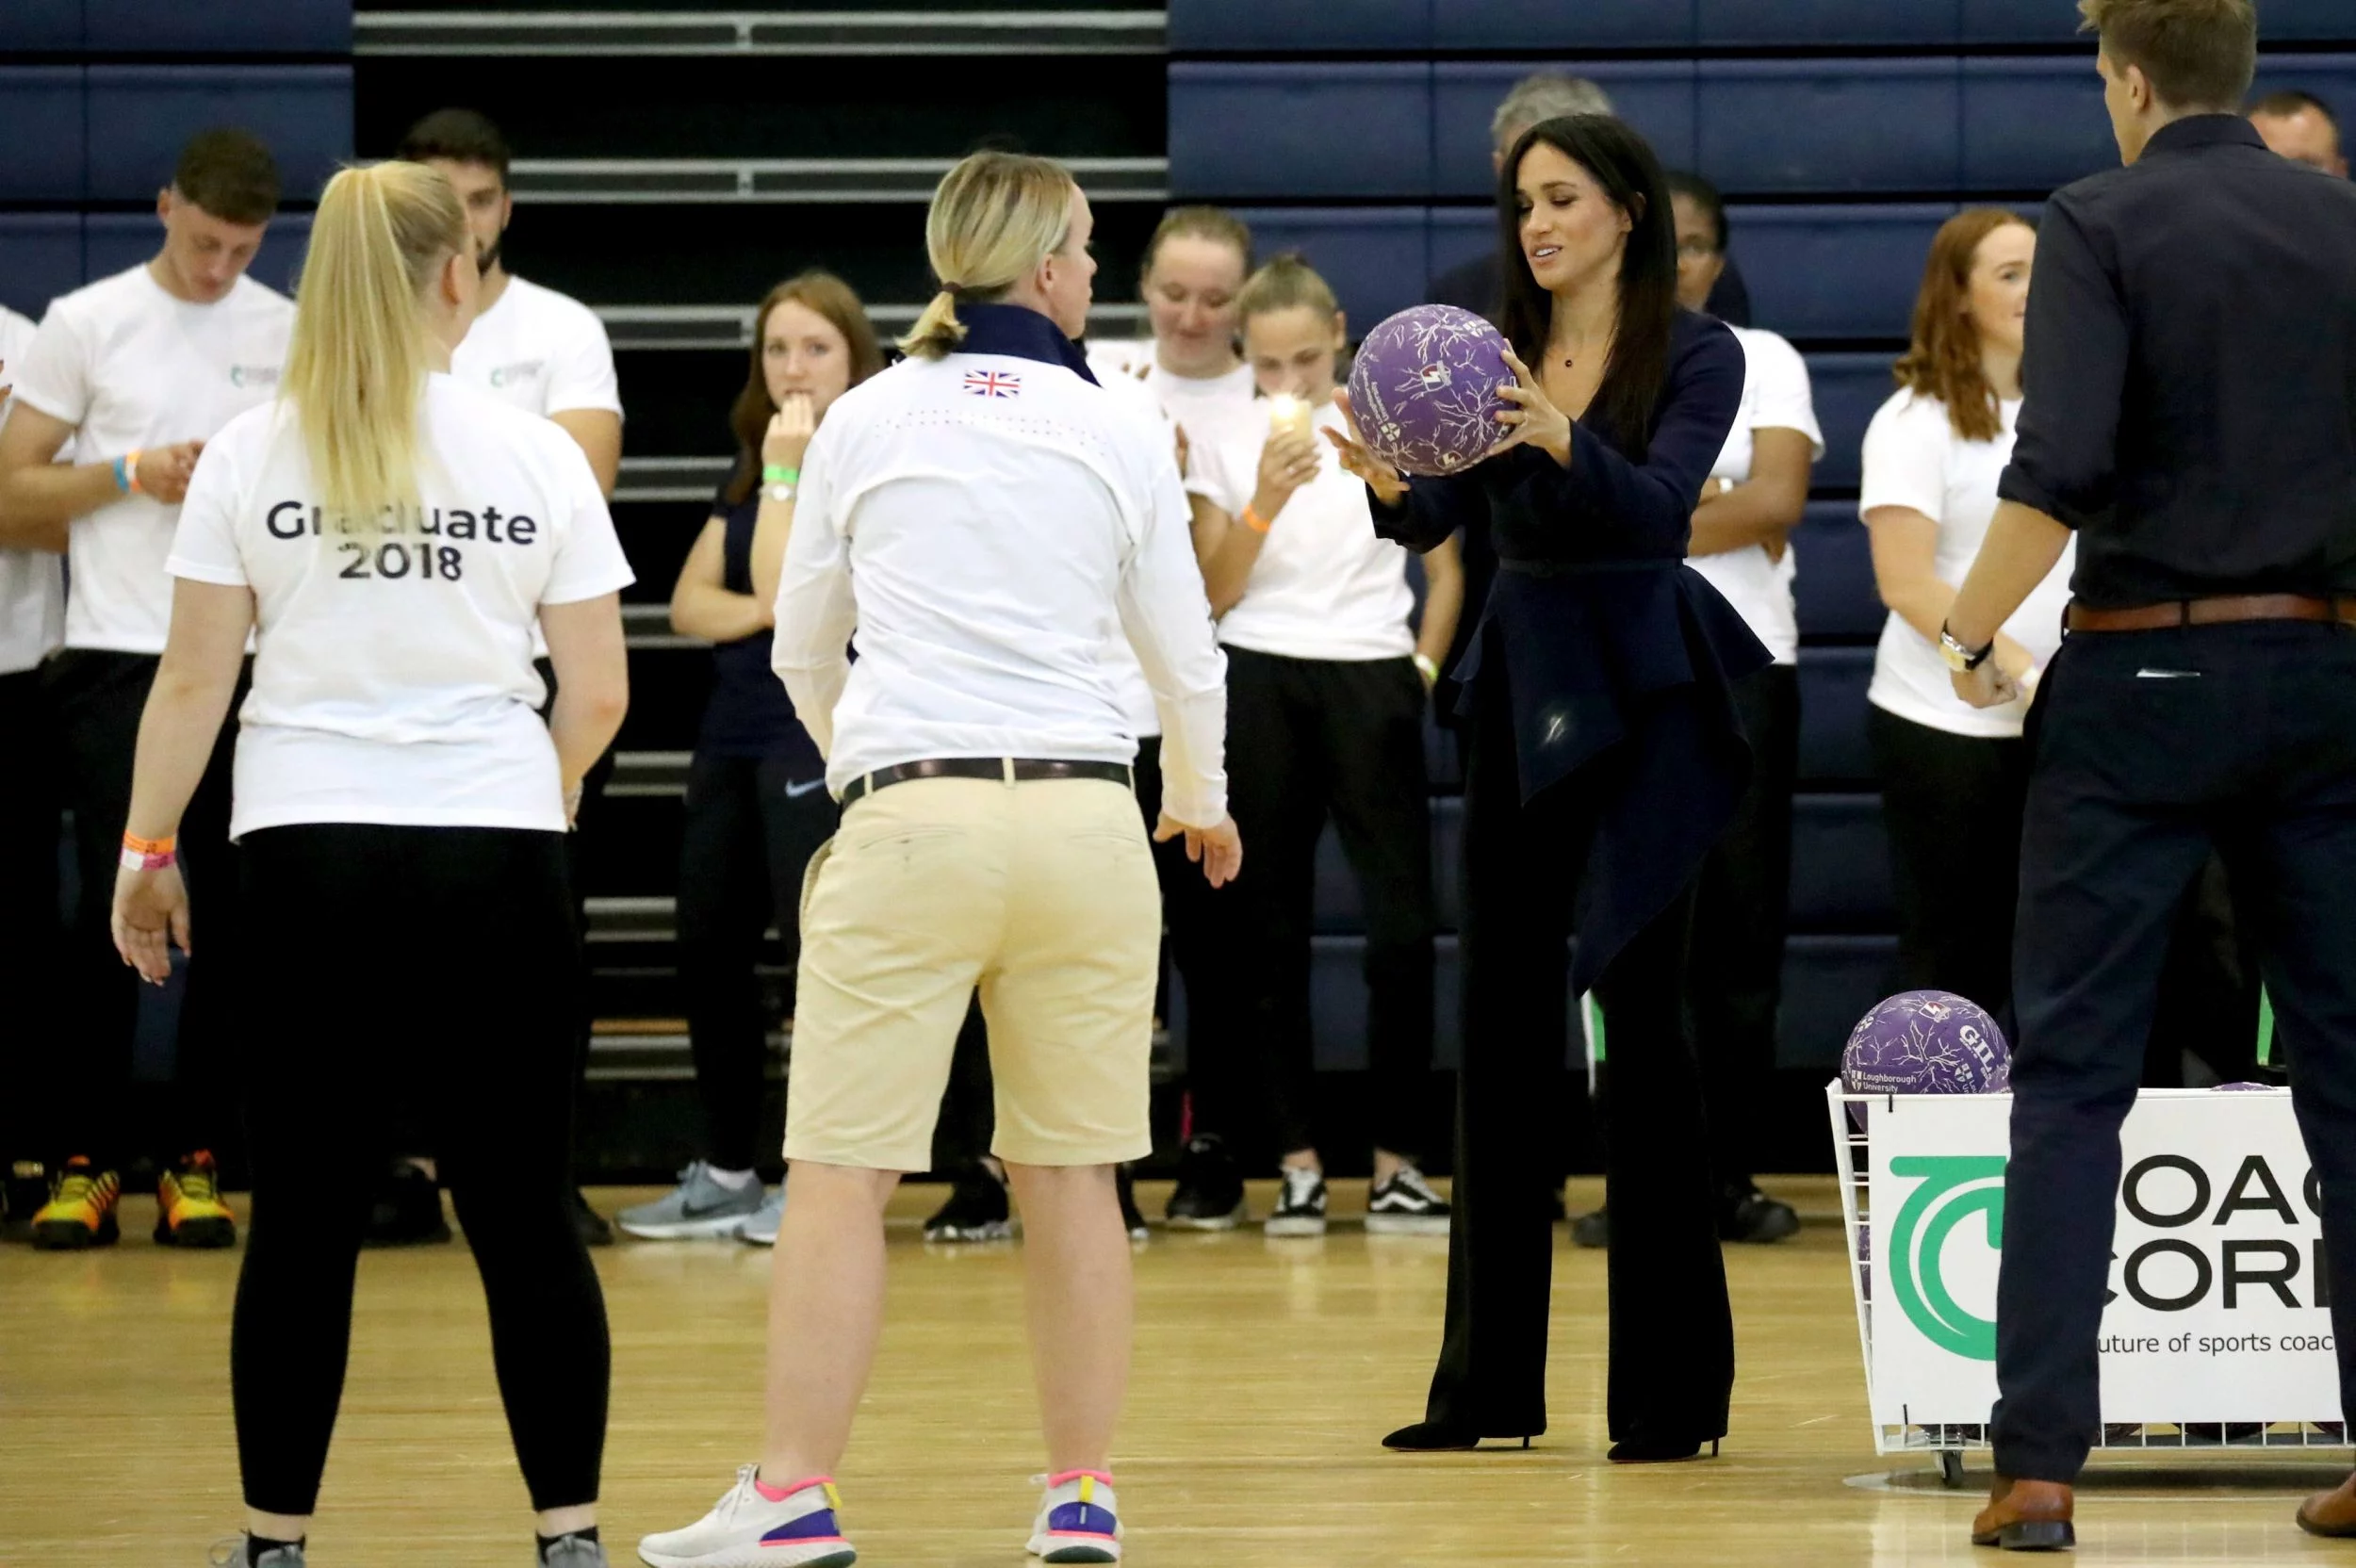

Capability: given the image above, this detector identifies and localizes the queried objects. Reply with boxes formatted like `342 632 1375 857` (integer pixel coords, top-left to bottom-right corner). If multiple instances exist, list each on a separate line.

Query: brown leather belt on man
837 756 1136 806
2065 593 2356 633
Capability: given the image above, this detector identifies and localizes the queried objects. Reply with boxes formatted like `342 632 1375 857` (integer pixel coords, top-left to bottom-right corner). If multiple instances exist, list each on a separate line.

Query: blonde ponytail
899 152 1076 360
281 161 466 523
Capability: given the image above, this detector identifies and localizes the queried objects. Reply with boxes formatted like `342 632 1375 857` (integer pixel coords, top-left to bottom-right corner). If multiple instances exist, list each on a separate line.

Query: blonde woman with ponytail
642 152 1235 1568
110 160 632 1568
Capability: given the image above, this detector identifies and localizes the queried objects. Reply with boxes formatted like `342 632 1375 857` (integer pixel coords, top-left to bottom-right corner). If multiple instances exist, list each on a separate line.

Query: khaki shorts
783 775 1161 1170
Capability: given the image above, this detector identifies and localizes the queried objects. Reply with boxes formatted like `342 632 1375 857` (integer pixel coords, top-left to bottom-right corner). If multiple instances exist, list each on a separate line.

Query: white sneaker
1027 1469 1121 1562
736 1184 786 1246
637 1466 853 1568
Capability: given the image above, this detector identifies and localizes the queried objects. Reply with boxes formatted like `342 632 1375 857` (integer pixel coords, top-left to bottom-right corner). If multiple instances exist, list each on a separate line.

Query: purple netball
1841 990 2012 1098
1346 304 1514 477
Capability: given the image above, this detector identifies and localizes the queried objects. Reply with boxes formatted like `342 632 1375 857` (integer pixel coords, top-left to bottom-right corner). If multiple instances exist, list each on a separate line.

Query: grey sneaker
210 1539 304 1568
539 1535 610 1567
616 1162 764 1240
736 1183 787 1247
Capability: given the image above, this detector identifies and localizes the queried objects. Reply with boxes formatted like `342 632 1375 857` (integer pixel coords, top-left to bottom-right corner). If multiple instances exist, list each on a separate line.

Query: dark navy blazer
1372 308 1766 989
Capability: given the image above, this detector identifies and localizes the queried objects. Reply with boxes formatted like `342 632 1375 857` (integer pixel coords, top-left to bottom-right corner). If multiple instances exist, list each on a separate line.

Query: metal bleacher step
506 155 1166 204
357 9 1169 57
598 300 1146 351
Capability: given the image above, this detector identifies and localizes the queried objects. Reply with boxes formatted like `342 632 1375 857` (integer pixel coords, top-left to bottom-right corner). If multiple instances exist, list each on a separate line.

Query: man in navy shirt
1944 0 2356 1548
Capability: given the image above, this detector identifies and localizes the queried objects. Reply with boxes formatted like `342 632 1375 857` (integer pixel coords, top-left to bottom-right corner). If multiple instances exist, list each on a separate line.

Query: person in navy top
616 273 885 1244
1329 113 1760 1462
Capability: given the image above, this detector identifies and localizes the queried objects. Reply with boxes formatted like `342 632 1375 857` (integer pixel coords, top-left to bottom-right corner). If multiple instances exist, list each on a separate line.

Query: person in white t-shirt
0 127 295 1251
110 160 631 1568
1186 254 1464 1237
1669 173 1821 1249
1862 209 2066 1024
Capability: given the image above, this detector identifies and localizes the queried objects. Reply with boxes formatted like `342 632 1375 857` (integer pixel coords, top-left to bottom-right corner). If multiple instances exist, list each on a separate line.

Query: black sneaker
924 1164 1015 1243
1571 1206 1610 1250
363 1163 452 1249
1366 1166 1451 1234
1719 1184 1801 1245
1116 1166 1150 1242
3 1159 48 1239
1164 1135 1245 1231
571 1187 614 1248
1265 1166 1328 1237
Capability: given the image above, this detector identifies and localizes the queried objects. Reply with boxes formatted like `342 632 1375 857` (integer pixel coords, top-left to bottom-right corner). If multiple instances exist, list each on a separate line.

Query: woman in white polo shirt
109 160 631 1568
1186 254 1464 1236
642 151 1235 1568
1861 208 2064 1024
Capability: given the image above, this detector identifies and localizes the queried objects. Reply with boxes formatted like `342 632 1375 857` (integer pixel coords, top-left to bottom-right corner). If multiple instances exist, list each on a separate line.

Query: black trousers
1690 662 1797 1192
1220 646 1436 1160
1869 704 2030 1022
1421 673 1734 1444
677 753 837 1172
232 825 608 1515
1990 623 2356 1480
42 646 242 1168
0 666 63 1170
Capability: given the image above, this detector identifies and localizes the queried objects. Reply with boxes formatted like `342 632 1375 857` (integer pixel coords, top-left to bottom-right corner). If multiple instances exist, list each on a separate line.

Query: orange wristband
124 449 144 496
120 830 175 871
1241 503 1270 534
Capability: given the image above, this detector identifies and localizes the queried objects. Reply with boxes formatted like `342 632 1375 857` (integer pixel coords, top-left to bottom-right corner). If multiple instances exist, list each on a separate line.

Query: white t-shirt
1858 388 2075 738
0 304 63 675
166 374 635 839
1685 326 1823 667
1189 399 1415 662
10 266 293 654
450 274 623 420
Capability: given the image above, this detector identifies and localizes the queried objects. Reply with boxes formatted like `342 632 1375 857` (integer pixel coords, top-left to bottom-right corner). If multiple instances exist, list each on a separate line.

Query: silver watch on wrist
763 482 797 504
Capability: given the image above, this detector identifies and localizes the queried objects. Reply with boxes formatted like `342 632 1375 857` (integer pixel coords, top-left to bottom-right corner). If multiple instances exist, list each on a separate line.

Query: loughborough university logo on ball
1346 304 1514 477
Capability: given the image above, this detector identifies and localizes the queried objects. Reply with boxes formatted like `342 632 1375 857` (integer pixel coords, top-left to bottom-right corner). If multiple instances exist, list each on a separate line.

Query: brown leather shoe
1971 1477 2075 1551
2299 1472 2356 1537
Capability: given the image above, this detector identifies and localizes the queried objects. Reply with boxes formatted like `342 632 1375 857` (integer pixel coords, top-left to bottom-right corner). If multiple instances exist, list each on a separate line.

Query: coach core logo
229 365 281 388
489 360 546 388
1887 1155 2008 1362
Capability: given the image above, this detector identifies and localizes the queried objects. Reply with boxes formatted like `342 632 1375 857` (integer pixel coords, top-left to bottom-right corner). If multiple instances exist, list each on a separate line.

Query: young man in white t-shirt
0 128 294 1250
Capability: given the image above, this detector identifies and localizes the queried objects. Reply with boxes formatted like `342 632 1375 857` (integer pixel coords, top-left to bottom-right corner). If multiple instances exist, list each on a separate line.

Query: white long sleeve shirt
771 330 1229 825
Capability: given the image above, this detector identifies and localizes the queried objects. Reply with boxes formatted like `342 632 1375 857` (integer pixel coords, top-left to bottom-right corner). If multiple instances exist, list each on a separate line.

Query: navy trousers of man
1991 621 2356 1480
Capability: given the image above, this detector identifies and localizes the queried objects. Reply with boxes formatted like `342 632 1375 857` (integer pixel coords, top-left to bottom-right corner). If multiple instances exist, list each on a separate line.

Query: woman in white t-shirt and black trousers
1861 209 2062 1022
110 162 632 1568
1187 255 1465 1234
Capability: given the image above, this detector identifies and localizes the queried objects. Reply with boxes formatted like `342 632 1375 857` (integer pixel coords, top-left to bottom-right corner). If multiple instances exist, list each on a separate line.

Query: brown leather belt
838 756 1135 807
2064 594 2356 633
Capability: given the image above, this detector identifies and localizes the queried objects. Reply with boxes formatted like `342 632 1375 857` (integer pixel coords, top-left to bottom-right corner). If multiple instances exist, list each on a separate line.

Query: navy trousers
1991 621 2356 1480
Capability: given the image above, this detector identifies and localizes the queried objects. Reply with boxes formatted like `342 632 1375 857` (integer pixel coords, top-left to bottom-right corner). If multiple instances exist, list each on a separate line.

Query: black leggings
231 825 609 1516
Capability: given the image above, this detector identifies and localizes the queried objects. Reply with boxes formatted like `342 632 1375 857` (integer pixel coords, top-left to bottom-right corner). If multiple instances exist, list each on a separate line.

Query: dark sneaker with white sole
1264 1166 1327 1237
924 1163 1015 1243
1366 1166 1451 1234
1719 1184 1801 1244
1163 1135 1245 1230
1115 1167 1149 1242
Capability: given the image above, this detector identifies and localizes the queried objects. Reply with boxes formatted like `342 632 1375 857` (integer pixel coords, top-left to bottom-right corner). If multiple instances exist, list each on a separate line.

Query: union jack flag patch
963 369 1022 398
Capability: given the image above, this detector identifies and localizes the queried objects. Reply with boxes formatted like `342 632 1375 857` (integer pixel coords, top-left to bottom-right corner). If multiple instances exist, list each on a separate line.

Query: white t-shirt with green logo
9 265 293 654
450 273 622 420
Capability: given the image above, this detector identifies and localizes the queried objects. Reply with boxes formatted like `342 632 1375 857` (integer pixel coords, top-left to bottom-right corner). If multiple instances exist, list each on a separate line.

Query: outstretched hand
1153 811 1243 889
1488 347 1572 465
1322 390 1408 504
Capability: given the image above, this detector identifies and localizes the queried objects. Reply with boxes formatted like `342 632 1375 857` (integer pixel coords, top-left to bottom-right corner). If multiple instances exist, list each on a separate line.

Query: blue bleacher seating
1793 500 1883 642
1167 0 1428 53
1170 63 1432 199
1698 60 1963 195
2249 56 2356 122
1790 793 1895 931
0 216 85 321
1427 206 1495 296
85 0 352 54
1733 204 1955 342
1963 59 2119 192
1798 645 1876 786
0 68 88 203
0 0 80 49
1781 935 1896 1067
1434 0 1696 50
85 66 353 205
1697 0 1962 48
1802 351 1893 491
84 213 314 300
1230 206 1429 329
1433 62 1697 197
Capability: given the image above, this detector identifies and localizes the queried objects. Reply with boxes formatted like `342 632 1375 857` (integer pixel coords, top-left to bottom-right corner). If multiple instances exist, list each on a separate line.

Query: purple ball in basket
1841 989 2011 1098
1345 304 1515 478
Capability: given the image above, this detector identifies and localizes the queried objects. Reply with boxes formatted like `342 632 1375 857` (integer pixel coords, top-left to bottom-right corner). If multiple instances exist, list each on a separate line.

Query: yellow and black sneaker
156 1151 237 1249
30 1156 122 1250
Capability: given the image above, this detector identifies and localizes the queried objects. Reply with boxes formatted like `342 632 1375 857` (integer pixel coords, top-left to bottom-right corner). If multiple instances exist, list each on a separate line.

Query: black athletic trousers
231 825 608 1515
1219 646 1436 1160
1420 671 1733 1446
1689 662 1798 1193
42 647 243 1168
1868 704 2030 1023
0 667 62 1172
1992 623 2356 1481
677 753 838 1172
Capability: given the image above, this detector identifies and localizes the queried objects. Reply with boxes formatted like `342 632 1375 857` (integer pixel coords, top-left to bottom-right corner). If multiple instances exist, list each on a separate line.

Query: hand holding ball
1344 304 1516 477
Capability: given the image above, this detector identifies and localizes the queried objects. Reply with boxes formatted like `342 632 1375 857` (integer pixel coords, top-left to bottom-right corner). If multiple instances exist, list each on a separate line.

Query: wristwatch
763 482 797 504
1938 620 1995 673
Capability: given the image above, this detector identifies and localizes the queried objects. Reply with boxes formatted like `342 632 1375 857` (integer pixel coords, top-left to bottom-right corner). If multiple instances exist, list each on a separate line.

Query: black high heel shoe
1606 1436 1721 1463
1383 1421 1537 1452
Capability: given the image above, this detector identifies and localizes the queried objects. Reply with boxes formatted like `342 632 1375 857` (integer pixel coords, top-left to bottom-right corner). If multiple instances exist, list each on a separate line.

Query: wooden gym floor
1 1175 2345 1565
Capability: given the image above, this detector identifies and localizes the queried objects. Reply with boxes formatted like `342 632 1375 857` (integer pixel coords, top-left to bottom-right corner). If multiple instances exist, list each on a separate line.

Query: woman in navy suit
1329 114 1759 1462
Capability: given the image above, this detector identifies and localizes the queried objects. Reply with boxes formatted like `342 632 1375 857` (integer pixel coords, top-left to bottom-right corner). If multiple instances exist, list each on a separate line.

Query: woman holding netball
1327 114 1760 1461
111 159 631 1567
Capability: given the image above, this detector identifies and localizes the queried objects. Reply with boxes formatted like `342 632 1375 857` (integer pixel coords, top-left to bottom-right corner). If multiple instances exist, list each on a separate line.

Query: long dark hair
723 270 887 504
1494 114 1679 460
